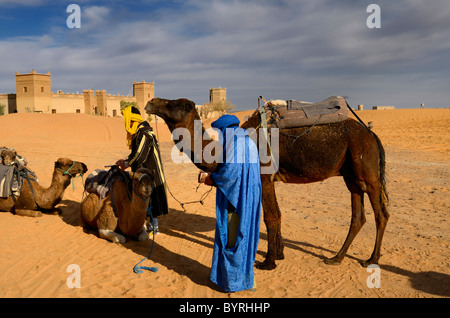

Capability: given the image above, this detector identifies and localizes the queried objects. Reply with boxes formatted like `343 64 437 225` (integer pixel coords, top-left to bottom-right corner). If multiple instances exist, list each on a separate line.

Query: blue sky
0 0 449 110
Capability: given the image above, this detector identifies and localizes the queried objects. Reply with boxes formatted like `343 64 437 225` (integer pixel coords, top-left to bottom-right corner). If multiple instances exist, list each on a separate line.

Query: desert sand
0 107 449 299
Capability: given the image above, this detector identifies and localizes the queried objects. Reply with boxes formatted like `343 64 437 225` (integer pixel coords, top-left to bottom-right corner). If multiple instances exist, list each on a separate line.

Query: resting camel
80 167 154 243
145 97 389 270
0 158 88 217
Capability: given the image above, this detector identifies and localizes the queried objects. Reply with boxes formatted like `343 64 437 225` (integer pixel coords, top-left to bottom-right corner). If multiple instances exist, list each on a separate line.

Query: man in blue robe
201 114 262 292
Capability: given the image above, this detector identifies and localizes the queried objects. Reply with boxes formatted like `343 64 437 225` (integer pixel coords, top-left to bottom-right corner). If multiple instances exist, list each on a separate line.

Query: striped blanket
0 164 15 198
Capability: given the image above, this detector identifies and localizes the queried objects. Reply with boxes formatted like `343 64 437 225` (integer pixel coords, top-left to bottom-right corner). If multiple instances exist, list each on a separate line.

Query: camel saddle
0 148 34 198
264 96 349 129
84 165 133 200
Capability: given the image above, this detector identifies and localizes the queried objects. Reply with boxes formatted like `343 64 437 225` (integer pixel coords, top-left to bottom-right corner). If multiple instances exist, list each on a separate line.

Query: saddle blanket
265 96 349 129
84 169 114 200
0 164 15 198
0 165 28 198
84 165 131 200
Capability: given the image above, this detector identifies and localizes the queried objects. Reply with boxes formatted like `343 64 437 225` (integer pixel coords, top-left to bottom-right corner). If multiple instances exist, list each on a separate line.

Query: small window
23 87 27 93
76 109 81 113
41 87 44 93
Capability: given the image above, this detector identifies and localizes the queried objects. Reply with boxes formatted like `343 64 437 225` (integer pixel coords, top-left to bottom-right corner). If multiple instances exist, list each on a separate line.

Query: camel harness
57 161 85 192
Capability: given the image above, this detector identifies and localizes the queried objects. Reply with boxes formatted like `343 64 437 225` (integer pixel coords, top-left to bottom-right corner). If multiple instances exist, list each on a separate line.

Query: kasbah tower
1 69 227 119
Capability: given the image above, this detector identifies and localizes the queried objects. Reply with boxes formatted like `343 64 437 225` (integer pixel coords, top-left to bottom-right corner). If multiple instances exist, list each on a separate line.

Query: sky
0 0 449 110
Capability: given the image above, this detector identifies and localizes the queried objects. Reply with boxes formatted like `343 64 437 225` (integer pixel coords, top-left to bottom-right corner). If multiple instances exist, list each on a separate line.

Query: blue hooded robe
209 115 262 292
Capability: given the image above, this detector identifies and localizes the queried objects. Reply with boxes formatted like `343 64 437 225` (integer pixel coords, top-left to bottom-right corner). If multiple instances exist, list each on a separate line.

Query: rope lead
133 208 159 274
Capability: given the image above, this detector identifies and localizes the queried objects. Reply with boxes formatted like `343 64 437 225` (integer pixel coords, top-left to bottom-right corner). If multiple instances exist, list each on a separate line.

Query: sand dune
0 108 449 298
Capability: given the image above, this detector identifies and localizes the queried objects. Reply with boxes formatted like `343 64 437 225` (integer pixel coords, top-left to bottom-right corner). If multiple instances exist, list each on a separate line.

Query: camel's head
1 148 17 166
55 158 88 177
132 168 154 198
145 98 197 129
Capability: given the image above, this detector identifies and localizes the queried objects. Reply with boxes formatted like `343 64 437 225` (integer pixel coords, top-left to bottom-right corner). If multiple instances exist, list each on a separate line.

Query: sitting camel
0 158 88 217
80 167 154 243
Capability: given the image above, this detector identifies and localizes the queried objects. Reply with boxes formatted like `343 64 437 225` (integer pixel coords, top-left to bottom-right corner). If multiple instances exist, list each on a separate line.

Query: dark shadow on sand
258 233 450 296
58 201 450 296
58 199 82 226
381 264 450 297
122 208 223 291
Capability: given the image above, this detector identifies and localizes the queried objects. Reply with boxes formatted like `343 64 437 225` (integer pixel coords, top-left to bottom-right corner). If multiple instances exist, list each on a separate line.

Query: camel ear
54 161 61 169
150 98 169 107
158 98 169 106
183 99 195 111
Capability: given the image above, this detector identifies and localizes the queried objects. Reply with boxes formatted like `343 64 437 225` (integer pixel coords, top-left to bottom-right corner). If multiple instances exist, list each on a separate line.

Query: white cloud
82 5 110 27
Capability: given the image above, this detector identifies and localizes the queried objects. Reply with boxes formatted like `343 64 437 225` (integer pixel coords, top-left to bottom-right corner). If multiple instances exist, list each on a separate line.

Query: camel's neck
49 170 72 199
170 111 218 172
31 170 71 210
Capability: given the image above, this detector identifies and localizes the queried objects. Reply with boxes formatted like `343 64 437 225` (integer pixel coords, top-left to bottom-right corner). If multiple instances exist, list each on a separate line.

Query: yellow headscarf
122 106 143 148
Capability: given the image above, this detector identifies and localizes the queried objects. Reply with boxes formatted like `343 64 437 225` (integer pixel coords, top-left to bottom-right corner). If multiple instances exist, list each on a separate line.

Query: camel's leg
361 183 389 267
256 175 283 270
15 209 43 217
96 201 125 243
50 207 62 215
40 207 62 215
98 229 126 243
325 177 366 265
0 197 15 212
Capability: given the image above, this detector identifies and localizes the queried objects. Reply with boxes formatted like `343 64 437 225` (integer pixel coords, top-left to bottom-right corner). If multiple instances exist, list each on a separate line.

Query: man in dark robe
116 106 168 234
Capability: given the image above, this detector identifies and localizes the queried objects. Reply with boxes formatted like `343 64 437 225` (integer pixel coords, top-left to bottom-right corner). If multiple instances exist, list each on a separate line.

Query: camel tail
373 132 389 210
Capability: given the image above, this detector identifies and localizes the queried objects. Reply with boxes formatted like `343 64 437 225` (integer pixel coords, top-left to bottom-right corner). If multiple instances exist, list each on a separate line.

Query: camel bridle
57 161 85 191
131 172 153 202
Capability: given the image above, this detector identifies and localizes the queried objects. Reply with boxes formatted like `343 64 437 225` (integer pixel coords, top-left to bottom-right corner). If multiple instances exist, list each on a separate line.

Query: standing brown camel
0 158 88 217
145 97 389 270
80 167 154 243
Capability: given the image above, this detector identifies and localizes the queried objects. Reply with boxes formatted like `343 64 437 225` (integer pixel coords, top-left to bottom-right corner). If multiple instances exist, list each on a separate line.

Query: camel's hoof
138 231 150 241
113 236 126 244
360 259 378 268
255 260 276 271
324 257 342 265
